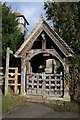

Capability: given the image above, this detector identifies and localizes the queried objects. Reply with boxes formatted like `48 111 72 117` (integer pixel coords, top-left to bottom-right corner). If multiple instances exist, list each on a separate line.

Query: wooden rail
0 66 21 94
8 67 21 94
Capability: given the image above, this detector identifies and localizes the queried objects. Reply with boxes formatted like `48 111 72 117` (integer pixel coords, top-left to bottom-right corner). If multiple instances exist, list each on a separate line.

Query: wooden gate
26 73 63 97
5 67 21 94
8 67 21 94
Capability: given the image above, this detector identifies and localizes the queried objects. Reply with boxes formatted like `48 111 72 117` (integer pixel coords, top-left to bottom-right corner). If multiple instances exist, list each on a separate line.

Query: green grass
44 100 78 113
2 93 27 113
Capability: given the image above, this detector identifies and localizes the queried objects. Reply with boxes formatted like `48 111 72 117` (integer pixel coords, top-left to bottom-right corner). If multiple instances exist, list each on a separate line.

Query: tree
44 2 80 101
2 3 21 66
44 2 80 54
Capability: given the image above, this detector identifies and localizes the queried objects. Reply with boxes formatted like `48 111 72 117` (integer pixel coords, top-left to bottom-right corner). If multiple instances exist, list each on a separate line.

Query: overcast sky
6 2 46 34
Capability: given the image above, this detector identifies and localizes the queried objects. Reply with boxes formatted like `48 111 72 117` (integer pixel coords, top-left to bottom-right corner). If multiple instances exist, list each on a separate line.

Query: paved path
4 102 79 118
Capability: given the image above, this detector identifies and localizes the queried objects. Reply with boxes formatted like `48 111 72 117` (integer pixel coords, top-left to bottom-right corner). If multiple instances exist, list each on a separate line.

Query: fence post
5 47 13 95
14 67 18 94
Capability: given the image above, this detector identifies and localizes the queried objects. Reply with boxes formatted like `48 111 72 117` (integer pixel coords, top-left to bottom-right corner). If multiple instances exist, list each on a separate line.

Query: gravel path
3 102 79 118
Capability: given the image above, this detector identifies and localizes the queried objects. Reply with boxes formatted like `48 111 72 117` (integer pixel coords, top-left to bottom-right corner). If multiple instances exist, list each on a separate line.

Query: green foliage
45 100 78 112
44 2 80 54
44 2 80 101
2 3 21 59
56 60 61 70
64 72 71 82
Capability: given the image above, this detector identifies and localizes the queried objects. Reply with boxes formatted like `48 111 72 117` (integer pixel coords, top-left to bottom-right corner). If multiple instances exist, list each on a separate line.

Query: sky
3 0 78 34
6 2 46 34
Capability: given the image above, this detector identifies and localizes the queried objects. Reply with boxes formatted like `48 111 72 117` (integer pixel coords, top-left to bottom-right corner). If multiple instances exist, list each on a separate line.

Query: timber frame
15 19 74 101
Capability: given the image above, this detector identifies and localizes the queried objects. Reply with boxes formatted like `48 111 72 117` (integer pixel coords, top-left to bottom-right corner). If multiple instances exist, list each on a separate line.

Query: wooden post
63 59 70 101
14 68 18 94
53 59 56 74
5 48 10 95
21 58 26 95
28 61 31 74
42 33 46 50
5 47 13 95
42 39 46 50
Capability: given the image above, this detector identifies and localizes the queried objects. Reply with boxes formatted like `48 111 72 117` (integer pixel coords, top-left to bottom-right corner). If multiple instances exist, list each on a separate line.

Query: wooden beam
9 67 18 70
8 78 15 80
42 39 46 50
8 73 21 75
8 83 21 86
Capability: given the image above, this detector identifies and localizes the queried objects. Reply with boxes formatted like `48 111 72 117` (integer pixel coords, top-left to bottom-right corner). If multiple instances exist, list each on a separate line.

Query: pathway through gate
4 102 79 118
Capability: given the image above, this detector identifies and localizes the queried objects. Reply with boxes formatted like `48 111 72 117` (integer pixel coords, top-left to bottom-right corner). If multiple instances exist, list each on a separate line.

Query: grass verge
2 93 27 113
2 94 79 114
44 100 78 113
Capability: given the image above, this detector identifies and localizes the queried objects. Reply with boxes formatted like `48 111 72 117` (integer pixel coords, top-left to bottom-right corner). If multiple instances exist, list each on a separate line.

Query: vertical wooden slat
42 39 46 50
37 74 39 94
14 68 18 94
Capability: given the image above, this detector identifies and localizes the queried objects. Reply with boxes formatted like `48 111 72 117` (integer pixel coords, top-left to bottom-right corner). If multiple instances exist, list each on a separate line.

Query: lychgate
15 19 74 101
